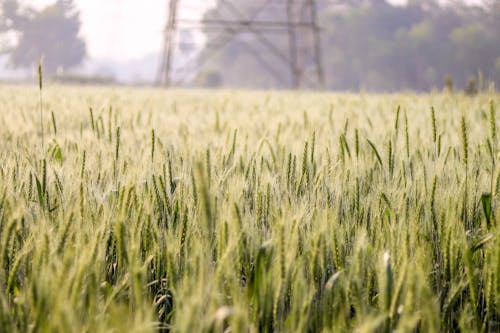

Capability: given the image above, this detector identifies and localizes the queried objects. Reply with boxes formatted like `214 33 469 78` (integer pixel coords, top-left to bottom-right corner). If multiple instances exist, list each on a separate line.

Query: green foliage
1 0 86 74
482 192 493 229
198 0 500 91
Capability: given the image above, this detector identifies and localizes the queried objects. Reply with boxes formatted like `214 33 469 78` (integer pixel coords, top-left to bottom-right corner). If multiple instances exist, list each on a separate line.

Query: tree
196 0 499 91
1 0 86 74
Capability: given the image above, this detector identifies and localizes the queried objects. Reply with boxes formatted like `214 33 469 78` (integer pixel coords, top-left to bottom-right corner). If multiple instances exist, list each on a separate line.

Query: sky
26 0 215 62
24 0 483 63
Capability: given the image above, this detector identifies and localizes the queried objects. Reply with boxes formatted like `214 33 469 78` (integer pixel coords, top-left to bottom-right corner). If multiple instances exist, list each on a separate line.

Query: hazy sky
27 0 214 62
25 0 483 63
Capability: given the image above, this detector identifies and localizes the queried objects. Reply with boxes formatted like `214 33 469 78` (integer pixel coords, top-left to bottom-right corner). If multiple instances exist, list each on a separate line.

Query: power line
157 0 326 89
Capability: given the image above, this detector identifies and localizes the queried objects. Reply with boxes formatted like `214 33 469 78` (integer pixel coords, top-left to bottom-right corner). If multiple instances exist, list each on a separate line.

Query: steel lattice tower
157 0 325 89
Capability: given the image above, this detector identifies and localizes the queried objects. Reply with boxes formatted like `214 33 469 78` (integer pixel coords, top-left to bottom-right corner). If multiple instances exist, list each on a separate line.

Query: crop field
0 85 499 332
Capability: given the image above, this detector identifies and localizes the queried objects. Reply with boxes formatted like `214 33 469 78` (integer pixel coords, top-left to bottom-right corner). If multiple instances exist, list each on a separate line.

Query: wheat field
0 85 499 332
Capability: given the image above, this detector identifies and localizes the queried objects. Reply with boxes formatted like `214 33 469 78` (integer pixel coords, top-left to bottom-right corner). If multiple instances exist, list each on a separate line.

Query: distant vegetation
50 73 116 85
199 0 500 91
0 0 498 91
0 0 86 75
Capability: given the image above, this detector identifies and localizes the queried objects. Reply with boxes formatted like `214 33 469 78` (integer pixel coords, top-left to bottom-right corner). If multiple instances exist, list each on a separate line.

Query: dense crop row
0 85 498 332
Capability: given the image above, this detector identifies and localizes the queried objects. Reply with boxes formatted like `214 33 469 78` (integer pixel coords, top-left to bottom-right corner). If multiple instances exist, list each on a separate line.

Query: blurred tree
197 0 499 91
0 0 86 74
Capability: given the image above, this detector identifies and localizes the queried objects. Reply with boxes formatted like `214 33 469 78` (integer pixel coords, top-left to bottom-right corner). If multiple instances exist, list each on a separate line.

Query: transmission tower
156 0 325 89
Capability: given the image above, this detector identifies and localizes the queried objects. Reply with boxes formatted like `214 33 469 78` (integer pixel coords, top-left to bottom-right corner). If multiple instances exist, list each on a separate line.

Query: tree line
197 0 500 92
0 0 498 91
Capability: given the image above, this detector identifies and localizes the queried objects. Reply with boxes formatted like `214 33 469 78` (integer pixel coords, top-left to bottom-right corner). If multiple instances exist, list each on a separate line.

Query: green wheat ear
490 100 496 143
38 62 43 90
151 129 155 163
51 111 57 136
461 116 468 169
394 105 400 136
355 128 359 159
431 106 437 144
404 111 410 159
37 61 44 150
